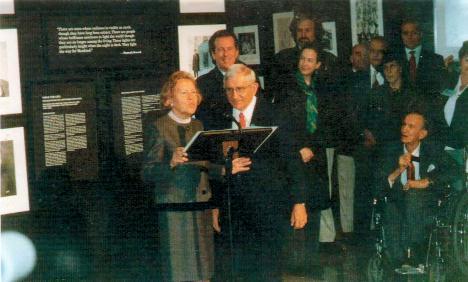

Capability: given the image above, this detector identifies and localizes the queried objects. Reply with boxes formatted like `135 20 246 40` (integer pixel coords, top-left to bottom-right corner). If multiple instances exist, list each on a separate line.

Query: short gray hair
224 64 256 83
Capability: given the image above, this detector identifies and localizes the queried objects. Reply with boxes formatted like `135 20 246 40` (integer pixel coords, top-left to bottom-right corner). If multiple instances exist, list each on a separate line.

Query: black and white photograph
321 21 338 56
350 0 384 45
0 127 29 215
0 29 22 115
178 24 226 78
234 25 261 65
273 11 295 54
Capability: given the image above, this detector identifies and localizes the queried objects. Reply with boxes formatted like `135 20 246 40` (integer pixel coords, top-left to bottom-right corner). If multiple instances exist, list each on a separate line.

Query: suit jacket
219 97 306 230
432 80 468 150
376 141 459 205
196 68 230 130
399 48 446 97
141 114 212 208
274 75 337 210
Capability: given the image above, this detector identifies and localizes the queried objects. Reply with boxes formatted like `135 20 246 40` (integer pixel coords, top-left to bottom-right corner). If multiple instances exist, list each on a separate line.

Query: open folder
184 126 277 162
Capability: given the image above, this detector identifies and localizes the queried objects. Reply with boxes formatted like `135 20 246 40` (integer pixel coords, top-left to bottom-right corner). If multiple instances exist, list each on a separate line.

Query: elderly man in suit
213 64 308 281
376 112 460 268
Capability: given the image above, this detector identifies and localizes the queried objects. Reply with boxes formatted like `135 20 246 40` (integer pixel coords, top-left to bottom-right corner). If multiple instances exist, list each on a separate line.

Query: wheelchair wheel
453 191 468 276
367 254 386 282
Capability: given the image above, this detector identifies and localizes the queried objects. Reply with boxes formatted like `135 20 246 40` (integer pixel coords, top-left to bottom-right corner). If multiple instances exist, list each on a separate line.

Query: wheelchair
367 185 468 282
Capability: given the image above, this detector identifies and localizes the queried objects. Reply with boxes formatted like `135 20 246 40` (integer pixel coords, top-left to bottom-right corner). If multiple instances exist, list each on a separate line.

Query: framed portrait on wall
178 24 226 78
0 127 29 215
350 0 384 45
234 25 260 65
0 0 14 14
179 0 225 13
0 29 22 115
273 11 295 54
321 21 338 56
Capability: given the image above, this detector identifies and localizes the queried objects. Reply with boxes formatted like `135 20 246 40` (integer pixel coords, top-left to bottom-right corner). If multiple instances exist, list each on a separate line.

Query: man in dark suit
196 30 240 130
398 19 446 97
376 112 459 268
214 64 308 281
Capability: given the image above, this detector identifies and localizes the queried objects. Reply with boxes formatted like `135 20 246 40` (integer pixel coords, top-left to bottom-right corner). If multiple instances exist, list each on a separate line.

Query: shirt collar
232 96 257 128
404 142 421 157
405 45 422 58
168 110 191 124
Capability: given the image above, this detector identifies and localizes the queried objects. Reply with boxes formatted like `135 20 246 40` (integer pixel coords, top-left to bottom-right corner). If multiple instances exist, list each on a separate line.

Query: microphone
1 231 37 282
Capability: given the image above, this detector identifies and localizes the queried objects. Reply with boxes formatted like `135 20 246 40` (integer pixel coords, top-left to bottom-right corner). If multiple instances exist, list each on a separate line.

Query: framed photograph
234 25 260 65
350 0 384 45
0 0 14 14
273 12 295 54
178 24 226 78
0 29 22 115
0 127 29 215
179 0 225 13
321 21 338 56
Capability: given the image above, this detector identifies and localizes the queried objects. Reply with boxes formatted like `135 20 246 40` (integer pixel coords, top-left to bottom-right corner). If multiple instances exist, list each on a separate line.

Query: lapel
451 87 468 127
418 142 431 178
251 96 268 126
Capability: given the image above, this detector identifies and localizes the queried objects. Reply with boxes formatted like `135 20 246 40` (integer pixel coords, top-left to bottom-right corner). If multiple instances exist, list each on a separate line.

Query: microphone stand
223 114 242 281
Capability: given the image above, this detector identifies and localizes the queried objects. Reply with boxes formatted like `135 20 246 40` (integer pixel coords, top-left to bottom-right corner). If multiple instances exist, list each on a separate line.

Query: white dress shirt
405 45 422 66
232 96 257 129
370 65 384 87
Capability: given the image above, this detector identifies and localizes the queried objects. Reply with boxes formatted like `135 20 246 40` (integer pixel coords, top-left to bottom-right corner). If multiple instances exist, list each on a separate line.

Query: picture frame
0 0 14 14
350 0 384 45
0 127 29 215
234 25 261 65
0 29 22 115
179 0 225 13
272 11 295 54
178 24 226 78
321 21 338 56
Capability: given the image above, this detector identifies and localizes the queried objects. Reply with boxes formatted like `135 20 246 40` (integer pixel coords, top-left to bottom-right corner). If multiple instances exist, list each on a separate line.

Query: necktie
407 155 419 180
372 70 378 89
409 50 416 82
239 112 246 129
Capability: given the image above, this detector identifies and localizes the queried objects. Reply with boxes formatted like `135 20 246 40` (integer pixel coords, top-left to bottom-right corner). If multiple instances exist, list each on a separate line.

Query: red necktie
239 112 246 129
409 50 416 82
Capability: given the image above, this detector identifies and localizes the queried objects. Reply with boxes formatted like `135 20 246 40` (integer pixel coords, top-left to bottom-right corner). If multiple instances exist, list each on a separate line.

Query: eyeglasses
225 83 254 95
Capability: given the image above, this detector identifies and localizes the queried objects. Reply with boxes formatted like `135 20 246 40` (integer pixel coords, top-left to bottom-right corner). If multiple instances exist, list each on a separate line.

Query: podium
184 126 277 162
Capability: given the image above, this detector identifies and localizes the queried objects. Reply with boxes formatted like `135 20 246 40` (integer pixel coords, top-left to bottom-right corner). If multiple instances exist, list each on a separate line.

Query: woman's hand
232 157 252 174
212 208 221 233
299 147 314 163
170 147 188 168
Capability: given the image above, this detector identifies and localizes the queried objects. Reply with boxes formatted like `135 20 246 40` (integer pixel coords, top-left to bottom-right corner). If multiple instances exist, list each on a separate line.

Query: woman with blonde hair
142 71 214 281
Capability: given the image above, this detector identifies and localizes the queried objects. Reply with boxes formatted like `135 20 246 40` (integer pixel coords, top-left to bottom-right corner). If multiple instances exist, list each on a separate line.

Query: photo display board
45 15 152 70
32 82 98 180
112 79 162 163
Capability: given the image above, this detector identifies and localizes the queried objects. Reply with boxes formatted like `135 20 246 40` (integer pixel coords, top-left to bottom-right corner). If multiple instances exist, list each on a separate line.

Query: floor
3 200 466 282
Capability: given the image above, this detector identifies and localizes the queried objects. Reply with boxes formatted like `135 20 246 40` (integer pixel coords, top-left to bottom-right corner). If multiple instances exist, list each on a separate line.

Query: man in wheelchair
375 112 460 273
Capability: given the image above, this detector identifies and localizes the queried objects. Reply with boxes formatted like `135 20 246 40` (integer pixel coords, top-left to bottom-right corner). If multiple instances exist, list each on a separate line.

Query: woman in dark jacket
274 42 336 278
